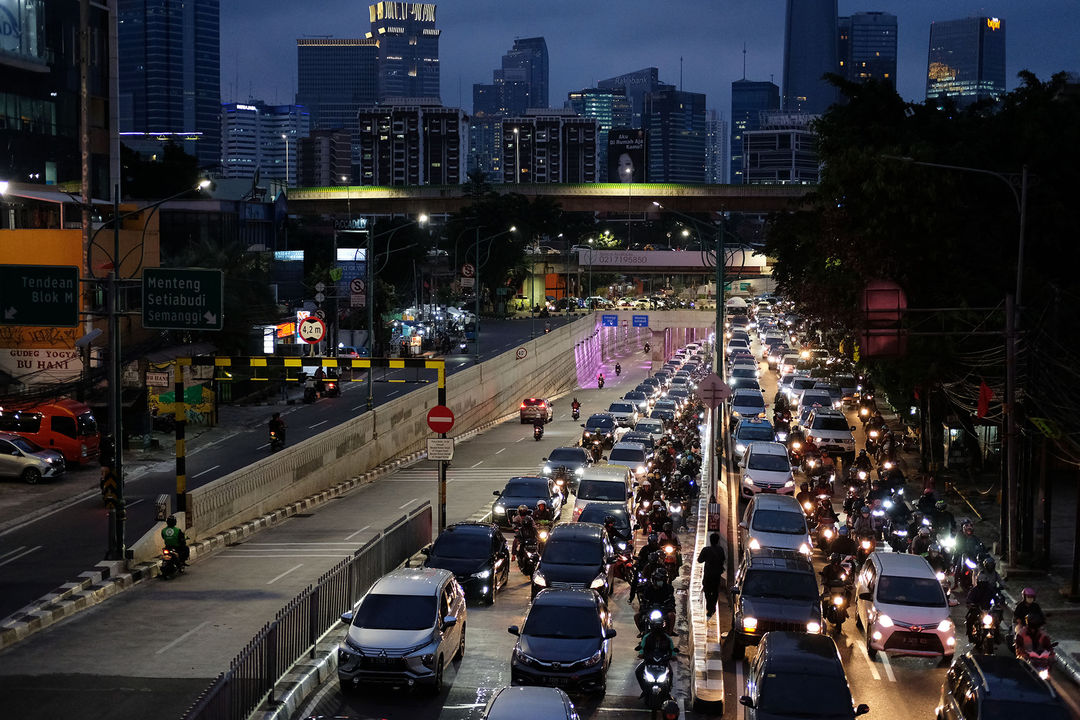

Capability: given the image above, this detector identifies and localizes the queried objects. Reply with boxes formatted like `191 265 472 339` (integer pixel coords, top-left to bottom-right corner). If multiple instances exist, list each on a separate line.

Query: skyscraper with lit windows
782 0 839 114
730 79 780 184
926 16 1006 109
367 1 441 101
839 11 898 87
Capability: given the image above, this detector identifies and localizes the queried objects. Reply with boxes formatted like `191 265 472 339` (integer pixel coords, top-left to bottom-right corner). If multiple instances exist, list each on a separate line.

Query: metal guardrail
180 502 433 720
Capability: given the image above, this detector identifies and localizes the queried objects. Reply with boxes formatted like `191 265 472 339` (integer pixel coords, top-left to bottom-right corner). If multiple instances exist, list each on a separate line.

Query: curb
689 413 724 715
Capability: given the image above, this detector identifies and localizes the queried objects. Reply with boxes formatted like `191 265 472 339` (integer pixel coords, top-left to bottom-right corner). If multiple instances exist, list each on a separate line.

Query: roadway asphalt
0 317 574 622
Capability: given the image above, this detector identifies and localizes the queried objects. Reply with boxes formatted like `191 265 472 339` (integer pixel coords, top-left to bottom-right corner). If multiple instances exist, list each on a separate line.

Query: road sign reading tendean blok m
0 265 80 327
142 268 223 330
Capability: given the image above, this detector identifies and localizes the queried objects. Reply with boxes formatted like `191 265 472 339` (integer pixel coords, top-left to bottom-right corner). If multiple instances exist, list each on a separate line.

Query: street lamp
472 225 516 364
341 176 351 221
513 127 521 184
281 134 290 188
588 238 594 297
624 166 632 245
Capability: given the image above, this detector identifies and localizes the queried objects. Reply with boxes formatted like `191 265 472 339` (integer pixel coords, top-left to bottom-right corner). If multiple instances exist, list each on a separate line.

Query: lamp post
513 127 521 184
281 134 290 188
624 166 632 245
588 238 594 298
473 225 516 364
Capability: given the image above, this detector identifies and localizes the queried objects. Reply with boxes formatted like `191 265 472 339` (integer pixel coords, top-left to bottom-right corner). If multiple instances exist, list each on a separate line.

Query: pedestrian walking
697 532 726 618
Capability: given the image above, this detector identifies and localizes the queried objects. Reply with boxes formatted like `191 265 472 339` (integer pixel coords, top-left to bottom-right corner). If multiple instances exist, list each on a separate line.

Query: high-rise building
782 0 839 114
643 88 707 184
1 0 115 194
220 102 309 185
299 130 353 187
744 112 820 185
926 17 1007 108
566 88 632 180
502 110 598 184
367 1 440 102
705 110 728 184
839 12 898 86
118 0 221 168
356 101 466 186
502 37 549 110
730 80 781 184
296 39 379 134
598 68 670 129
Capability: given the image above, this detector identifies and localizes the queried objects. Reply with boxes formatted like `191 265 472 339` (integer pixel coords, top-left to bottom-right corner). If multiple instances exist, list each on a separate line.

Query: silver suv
0 432 65 483
338 567 467 693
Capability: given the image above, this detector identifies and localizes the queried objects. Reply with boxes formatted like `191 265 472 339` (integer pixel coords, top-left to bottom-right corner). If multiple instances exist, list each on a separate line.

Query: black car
580 413 618 451
509 588 615 695
492 476 563 529
532 523 616 600
730 548 824 659
422 522 511 605
620 430 655 453
543 446 593 496
937 653 1070 720
575 504 632 555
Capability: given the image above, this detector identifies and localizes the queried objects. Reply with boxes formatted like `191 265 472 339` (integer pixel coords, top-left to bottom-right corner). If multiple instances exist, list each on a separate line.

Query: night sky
221 0 1080 117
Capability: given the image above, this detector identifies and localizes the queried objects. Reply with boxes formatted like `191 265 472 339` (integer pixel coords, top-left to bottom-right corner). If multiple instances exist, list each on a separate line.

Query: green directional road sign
142 268 224 330
0 265 80 327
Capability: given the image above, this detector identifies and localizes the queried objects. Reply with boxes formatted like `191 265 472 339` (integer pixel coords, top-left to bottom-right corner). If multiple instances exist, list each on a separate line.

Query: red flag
976 380 993 418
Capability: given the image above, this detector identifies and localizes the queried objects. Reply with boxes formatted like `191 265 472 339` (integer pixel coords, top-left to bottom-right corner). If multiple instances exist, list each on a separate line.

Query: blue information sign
602 314 618 327
632 315 649 328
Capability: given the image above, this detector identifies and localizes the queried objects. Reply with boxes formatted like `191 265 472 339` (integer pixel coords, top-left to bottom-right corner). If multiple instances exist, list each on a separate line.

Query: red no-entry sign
427 405 455 434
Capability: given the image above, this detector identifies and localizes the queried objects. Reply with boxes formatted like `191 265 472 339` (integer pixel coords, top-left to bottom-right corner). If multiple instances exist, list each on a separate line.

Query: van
572 465 633 520
738 493 812 558
0 399 100 465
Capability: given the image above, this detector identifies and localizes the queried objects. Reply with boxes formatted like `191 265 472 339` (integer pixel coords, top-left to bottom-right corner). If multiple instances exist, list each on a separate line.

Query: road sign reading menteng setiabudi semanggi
142 268 224 330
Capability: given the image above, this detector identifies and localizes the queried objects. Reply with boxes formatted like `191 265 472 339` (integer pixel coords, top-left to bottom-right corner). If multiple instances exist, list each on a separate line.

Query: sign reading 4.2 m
142 268 224 331
0 265 80 327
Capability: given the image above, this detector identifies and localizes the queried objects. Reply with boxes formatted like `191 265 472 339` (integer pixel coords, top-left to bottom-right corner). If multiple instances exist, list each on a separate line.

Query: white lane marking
399 498 419 509
0 545 41 567
257 443 269 449
0 545 27 560
125 498 145 509
443 704 486 710
495 447 506 454
219 553 354 558
344 525 370 542
308 420 328 429
267 563 304 585
471 461 484 468
856 640 882 680
192 465 220 479
352 404 365 411
516 437 525 442
388 390 400 397
735 660 745 717
244 543 363 546
156 621 211 655
879 651 897 682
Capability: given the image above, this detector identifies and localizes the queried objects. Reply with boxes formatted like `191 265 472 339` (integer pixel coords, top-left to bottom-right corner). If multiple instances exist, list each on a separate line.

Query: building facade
501 110 598 184
367 1 440 102
356 101 466 186
299 130 353 187
118 0 221 168
730 79 781 184
926 17 1006 108
839 12 898 87
705 110 728 184
598 68 669 129
220 102 310 185
782 0 838 114
566 88 632 181
744 112 820 185
643 88 706 184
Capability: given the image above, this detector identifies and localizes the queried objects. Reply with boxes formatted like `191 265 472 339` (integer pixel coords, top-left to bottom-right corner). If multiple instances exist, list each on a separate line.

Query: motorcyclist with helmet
647 500 671 534
533 499 554 526
615 362 622 376
953 519 985 589
637 533 662 571
965 558 1004 641
820 553 849 588
511 505 536 560
161 515 190 568
925 543 950 575
1013 587 1044 634
795 482 814 512
634 607 675 699
851 506 878 538
931 500 957 537
814 496 839 526
909 525 933 556
916 488 937 516
1015 610 1054 666
634 569 676 635
605 514 632 548
852 449 873 473
831 526 858 558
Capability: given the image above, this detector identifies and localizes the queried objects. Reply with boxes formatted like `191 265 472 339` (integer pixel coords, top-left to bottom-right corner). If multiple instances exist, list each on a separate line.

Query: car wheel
21 467 41 485
865 634 877 660
429 657 444 694
594 681 606 697
731 636 745 660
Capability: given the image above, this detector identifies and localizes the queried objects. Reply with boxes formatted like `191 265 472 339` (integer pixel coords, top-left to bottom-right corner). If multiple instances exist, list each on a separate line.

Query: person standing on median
698 532 726 618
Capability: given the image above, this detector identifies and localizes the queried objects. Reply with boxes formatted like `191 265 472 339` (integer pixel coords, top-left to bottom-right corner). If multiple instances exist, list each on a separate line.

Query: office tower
502 110 598 184
299 130 353 186
743 112 820 185
367 1 440 102
839 12 898 86
730 80 781 184
220 102 309 185
566 88 632 180
296 39 379 134
926 17 1006 108
118 0 221 168
356 101 466 186
503 37 549 110
643 88 707 184
705 110 728 184
1 1 115 194
782 0 839 114
598 68 670 129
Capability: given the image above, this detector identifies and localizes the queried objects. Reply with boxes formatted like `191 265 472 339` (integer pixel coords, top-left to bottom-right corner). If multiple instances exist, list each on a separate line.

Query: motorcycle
814 518 838 550
536 523 552 554
572 406 581 420
322 377 340 398
969 596 1005 655
644 343 651 354
533 424 544 441
866 428 881 455
1021 644 1057 681
615 363 622 376
269 427 286 451
160 546 183 580
638 620 674 709
823 583 850 631
661 542 681 581
598 375 605 389
516 538 539 576
855 534 876 565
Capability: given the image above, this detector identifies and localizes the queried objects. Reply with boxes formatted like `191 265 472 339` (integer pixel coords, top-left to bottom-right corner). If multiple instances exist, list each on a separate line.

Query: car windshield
751 509 806 534
609 403 634 413
654 400 676 410
979 701 1069 720
743 570 819 600
835 375 856 387
876 576 946 607
542 538 603 565
609 449 645 464
578 505 629 532
747 453 791 472
738 426 774 441
577 480 626 501
77 412 99 436
625 392 646 401
503 480 546 497
430 531 490 560
801 393 831 407
735 393 765 408
813 416 851 432
758 675 853 716
353 594 436 630
793 379 816 390
10 436 43 453
548 448 586 464
522 605 602 639
636 421 663 433
586 416 615 430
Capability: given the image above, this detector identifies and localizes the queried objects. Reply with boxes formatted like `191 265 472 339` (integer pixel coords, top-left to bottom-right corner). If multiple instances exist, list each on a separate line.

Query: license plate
762 488 775 493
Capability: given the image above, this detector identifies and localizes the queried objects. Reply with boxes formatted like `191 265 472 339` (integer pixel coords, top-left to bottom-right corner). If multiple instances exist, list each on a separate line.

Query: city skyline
221 1 1077 117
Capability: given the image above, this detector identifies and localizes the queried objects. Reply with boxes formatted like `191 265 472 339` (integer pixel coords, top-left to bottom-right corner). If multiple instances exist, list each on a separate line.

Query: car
726 338 750 356
584 296 611 309
739 441 796 498
580 412 621 451
509 588 615 694
633 418 665 444
812 382 844 409
739 632 869 718
606 401 639 428
573 465 634 519
729 549 824 658
337 567 467 693
576 503 632 554
652 398 680 416
834 374 858 403
804 408 857 463
667 387 691 406
729 388 767 424
855 551 955 659
728 366 759 385
543 446 593 495
635 382 662 400
492 476 563 528
622 390 651 413
794 389 833 422
422 522 511 605
520 397 554 424
606 441 650 481
739 493 812 557
649 407 676 425
784 375 819 402
0 432 66 483
936 652 1070 720
531 523 617 599
480 686 579 720
620 430 655 454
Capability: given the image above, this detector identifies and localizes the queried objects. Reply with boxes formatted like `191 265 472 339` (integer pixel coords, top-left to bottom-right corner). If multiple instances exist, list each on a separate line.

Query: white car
855 552 955 659
729 388 767 423
607 401 639 428
739 441 796 498
633 418 665 445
